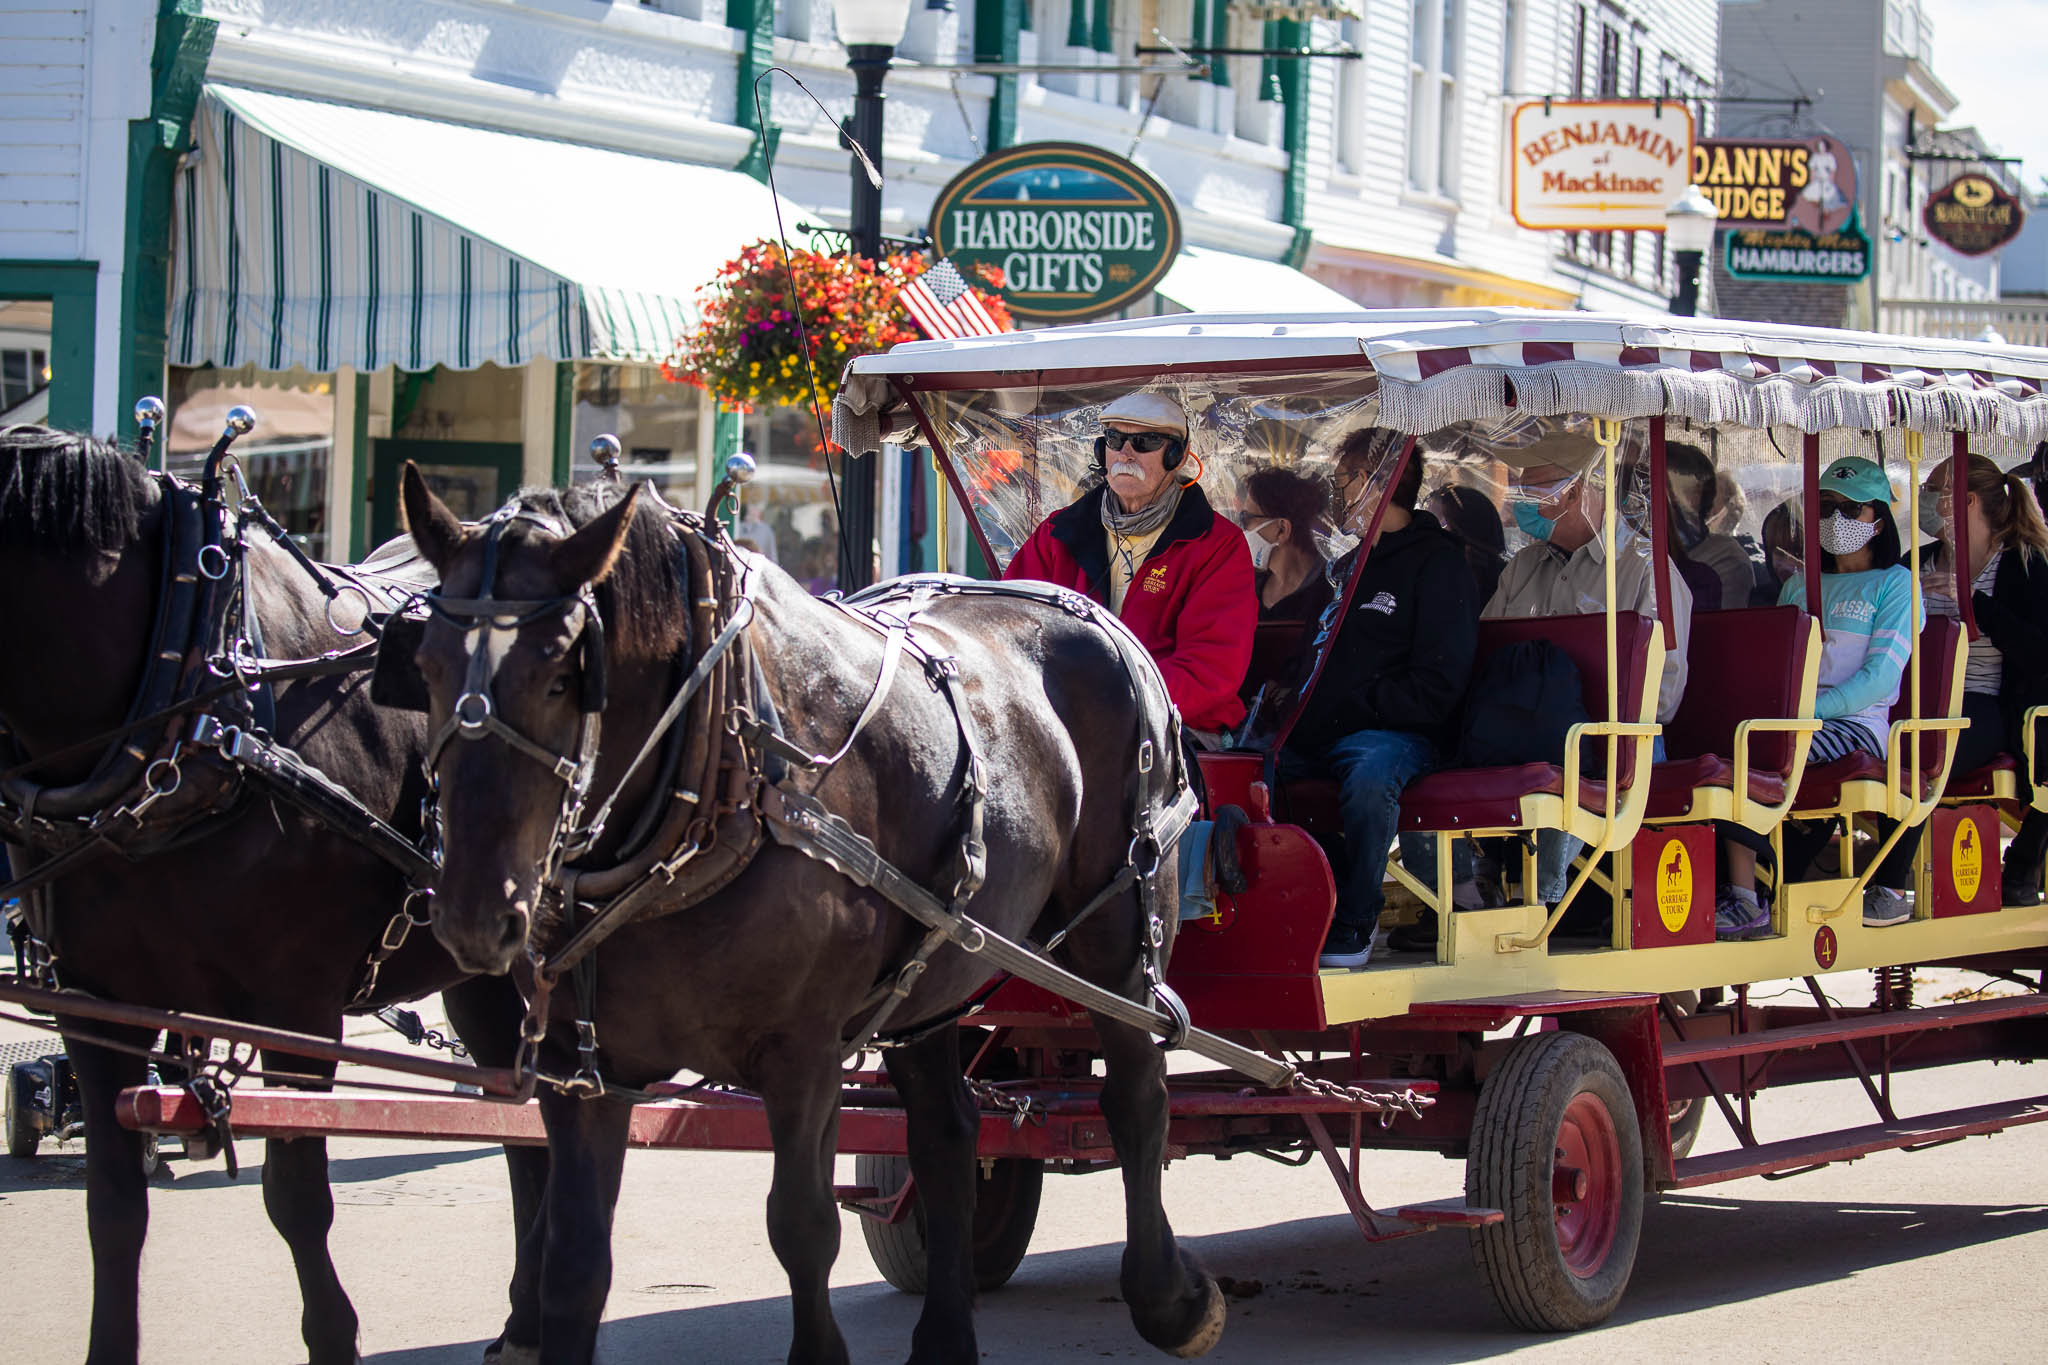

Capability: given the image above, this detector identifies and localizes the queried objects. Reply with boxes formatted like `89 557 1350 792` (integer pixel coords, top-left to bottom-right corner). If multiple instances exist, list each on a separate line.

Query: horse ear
401 461 466 572
550 483 644 591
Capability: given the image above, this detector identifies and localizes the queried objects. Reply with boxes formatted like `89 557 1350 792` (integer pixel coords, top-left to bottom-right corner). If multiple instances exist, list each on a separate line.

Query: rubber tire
4 1068 40 1159
854 1153 1044 1294
1467 1030 1645 1332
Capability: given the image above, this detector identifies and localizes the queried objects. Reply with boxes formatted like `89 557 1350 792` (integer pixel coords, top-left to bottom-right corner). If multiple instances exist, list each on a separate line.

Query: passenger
1281 429 1478 968
1241 465 1333 621
1486 432 1694 908
1428 482 1509 604
1921 452 2048 904
1666 442 1755 609
1754 495 1803 606
1005 391 1256 743
1748 456 1920 935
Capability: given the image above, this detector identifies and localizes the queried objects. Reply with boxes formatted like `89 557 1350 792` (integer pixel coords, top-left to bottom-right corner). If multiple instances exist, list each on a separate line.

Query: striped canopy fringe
169 97 693 373
1379 362 2048 444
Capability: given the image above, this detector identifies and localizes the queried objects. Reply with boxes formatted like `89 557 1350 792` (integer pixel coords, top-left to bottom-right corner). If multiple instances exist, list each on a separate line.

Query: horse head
402 461 646 975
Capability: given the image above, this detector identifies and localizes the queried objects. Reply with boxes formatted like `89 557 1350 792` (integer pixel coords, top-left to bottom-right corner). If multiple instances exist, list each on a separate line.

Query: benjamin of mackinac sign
1510 101 1696 232
929 142 1182 322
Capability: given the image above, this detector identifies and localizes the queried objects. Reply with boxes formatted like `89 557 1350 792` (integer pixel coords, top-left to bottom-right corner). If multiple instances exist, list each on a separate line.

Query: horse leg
534 1085 632 1365
441 976 551 1361
257 1049 361 1365
1094 1017 1224 1359
66 1026 155 1365
881 1026 979 1364
758 1044 850 1365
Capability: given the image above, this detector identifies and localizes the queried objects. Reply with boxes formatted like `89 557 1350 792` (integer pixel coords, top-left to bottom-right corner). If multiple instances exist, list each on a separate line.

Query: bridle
422 505 608 879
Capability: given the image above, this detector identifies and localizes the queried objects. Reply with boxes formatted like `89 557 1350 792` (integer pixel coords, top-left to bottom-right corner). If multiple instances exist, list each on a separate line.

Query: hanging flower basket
664 241 1010 428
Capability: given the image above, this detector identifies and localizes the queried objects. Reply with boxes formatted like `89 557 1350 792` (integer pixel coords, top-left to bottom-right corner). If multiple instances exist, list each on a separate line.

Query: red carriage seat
1791 616 1968 820
1644 606 1820 833
1392 611 1662 837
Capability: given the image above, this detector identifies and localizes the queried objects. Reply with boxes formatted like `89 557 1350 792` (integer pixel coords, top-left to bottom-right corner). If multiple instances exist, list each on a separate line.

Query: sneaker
1864 885 1912 927
2003 864 2043 907
1388 911 1438 954
1714 886 1771 941
1319 923 1374 969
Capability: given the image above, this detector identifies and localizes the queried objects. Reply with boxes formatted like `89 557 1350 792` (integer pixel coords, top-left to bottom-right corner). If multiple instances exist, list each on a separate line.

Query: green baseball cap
1818 455 1892 507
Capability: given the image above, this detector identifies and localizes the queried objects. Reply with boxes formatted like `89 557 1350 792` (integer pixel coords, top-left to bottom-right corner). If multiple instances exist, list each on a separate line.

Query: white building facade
3 0 1718 567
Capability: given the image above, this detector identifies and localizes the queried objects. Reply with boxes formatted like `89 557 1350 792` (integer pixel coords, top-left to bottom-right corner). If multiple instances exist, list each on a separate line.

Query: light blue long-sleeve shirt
1779 565 1919 754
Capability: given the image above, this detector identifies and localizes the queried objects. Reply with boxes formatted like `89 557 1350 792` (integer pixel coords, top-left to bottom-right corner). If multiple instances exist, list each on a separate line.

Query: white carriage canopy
169 85 808 374
833 310 2048 459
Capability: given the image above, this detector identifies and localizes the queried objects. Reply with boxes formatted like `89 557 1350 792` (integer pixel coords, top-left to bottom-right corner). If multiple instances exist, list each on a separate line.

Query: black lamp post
831 0 912 589
1663 185 1720 318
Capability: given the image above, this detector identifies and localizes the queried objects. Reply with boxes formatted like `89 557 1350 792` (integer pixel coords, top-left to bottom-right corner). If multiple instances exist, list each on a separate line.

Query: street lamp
1663 185 1720 318
831 0 912 589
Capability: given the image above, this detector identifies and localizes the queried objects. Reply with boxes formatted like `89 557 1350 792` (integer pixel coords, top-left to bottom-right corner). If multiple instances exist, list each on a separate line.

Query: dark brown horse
402 464 1225 1365
0 425 542 1365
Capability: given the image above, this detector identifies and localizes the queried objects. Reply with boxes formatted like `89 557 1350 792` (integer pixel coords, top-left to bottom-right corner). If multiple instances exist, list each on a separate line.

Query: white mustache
1108 460 1146 479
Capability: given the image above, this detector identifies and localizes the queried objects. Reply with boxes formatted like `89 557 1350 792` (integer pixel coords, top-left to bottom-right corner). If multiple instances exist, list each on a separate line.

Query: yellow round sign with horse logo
1656 838 1693 933
1952 815 1984 902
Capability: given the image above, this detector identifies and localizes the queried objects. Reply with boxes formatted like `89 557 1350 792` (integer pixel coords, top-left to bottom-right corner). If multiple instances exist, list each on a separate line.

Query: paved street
3 975 2046 1364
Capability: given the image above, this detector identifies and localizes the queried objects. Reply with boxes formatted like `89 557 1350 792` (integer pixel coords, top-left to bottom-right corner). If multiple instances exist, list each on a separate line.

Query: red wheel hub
1552 1091 1622 1277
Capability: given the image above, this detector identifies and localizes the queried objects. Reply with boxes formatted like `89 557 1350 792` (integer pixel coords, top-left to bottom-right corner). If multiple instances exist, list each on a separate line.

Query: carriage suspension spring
1874 964 1914 1011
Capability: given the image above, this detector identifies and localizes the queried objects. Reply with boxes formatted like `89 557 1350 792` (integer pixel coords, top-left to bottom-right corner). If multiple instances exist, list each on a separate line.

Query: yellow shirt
1107 526 1165 613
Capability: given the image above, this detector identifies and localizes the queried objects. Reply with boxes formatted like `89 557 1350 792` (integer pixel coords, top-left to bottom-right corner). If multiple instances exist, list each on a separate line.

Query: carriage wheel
1467 1031 1644 1331
853 1153 1044 1294
4 1067 41 1159
1661 993 1706 1161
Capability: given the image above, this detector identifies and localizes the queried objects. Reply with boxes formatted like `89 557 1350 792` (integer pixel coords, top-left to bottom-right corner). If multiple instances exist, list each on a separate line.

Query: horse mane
510 481 690 664
0 424 157 556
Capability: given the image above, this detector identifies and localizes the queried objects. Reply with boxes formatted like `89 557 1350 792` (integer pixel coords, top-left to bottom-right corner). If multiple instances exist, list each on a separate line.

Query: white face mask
1243 520 1277 571
1818 511 1881 556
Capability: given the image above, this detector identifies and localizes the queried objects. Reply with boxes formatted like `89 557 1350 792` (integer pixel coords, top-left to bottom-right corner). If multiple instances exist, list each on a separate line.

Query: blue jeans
1281 730 1437 934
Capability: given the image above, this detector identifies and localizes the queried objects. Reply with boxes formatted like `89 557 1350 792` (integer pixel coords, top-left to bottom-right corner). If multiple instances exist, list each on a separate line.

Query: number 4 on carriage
14 302 2048 1363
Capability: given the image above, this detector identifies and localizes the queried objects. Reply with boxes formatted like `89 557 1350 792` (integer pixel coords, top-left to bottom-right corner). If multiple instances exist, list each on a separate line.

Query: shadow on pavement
0 1142 503 1193
362 1191 2048 1363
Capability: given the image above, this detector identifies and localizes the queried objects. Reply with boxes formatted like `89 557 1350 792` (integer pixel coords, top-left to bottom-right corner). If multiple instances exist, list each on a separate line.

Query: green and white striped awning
170 86 806 374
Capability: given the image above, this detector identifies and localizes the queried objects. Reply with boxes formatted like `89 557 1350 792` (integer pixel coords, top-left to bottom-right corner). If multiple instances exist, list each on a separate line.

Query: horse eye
546 675 572 698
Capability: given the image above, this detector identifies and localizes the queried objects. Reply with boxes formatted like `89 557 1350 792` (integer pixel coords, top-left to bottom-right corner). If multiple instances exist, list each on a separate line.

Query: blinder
370 612 431 713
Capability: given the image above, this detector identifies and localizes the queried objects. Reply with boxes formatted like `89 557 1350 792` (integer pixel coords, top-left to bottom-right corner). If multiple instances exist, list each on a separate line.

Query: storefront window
740 405 842 594
0 299 52 420
395 364 525 443
570 363 703 504
167 366 334 560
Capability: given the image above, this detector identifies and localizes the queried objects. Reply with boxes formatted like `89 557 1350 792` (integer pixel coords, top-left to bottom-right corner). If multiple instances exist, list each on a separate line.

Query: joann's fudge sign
929 143 1182 322
1510 101 1696 231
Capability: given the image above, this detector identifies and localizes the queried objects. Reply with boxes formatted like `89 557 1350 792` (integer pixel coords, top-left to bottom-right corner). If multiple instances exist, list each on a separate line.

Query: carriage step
1389 1198 1503 1228
1669 1093 2048 1188
1663 993 2048 1067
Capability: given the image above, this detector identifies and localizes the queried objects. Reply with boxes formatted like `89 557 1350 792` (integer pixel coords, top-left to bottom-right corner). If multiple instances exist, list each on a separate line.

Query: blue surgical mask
1513 499 1558 541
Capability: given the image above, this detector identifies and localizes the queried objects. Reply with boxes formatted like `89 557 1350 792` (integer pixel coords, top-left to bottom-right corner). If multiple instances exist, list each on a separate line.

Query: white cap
1099 392 1188 440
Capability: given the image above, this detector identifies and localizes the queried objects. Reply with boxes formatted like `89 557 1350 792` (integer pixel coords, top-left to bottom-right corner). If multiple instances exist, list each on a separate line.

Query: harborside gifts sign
930 142 1182 322
1512 101 1695 231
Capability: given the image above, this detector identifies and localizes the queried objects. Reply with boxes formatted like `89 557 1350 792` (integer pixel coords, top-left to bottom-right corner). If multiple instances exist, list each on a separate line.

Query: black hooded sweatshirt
1286 510 1479 755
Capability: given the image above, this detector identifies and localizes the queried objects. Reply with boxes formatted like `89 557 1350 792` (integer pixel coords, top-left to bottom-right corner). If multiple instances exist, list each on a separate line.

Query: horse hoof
485 1342 540 1365
1163 1276 1226 1359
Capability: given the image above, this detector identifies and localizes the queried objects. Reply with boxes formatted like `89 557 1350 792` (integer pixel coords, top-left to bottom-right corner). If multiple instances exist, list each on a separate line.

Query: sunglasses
1100 428 1176 454
1817 496 1868 515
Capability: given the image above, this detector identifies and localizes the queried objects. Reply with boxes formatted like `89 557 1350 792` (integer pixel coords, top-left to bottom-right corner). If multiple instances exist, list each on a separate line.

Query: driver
1005 391 1256 743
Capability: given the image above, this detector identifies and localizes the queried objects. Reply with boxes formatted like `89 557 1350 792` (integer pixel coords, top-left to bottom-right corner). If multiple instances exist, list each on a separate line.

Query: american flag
899 258 1007 340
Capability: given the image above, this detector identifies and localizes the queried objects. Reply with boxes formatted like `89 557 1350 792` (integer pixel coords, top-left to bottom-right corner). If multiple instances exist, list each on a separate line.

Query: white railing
1881 300 2048 349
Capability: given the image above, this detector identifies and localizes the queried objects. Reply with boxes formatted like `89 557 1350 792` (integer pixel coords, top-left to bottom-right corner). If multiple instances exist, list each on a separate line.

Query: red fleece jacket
1004 484 1255 732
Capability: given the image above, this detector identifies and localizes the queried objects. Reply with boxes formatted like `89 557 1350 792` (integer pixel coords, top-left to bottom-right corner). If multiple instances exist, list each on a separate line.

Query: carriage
21 307 2048 1341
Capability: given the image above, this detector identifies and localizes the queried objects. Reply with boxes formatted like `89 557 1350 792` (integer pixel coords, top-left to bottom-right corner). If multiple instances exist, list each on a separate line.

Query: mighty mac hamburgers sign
930 142 1182 322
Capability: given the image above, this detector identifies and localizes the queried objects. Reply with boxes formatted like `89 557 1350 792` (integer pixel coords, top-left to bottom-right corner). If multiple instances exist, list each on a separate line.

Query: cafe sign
1690 132 1857 232
1511 100 1695 231
1923 173 2025 257
929 142 1182 322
